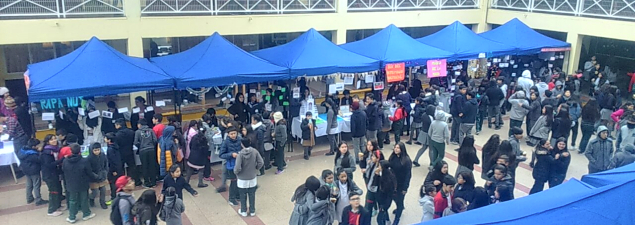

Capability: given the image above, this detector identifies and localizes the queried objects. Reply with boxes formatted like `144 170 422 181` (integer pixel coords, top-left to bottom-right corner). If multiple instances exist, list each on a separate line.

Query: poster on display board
373 82 384 91
427 59 447 78
328 83 345 94
386 63 405 83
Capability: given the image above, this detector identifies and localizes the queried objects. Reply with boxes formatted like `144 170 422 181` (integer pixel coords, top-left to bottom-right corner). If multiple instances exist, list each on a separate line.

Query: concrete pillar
563 32 582 74
336 0 347 13
472 23 491 33
0 47 7 87
125 0 148 104
332 29 347 45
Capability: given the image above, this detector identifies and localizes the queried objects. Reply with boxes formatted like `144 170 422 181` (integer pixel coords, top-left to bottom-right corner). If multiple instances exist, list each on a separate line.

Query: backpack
110 195 134 225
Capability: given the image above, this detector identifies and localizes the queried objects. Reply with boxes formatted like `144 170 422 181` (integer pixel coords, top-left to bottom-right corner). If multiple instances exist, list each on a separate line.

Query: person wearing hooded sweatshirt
260 112 275 171
529 139 554 194
459 92 478 146
135 119 158 188
585 126 614 173
306 185 337 225
290 176 321 225
507 90 530 137
350 102 367 163
87 143 109 209
19 139 47 206
413 105 434 167
486 80 505 129
552 80 565 99
525 91 542 136
419 185 436 222
185 131 210 188
485 164 513 201
535 79 549 99
517 70 534 99
219 126 242 206
158 126 179 179
63 143 100 223
609 144 635 169
234 139 264 217
616 116 635 151
160 187 185 225
428 111 450 169
41 135 64 216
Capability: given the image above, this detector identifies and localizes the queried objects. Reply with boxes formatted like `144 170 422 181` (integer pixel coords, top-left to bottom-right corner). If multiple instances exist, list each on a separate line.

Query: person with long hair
290 176 321 225
389 100 408 143
324 98 339 156
333 169 363 223
374 160 397 225
579 98 600 154
132 189 160 225
424 160 449 192
272 112 288 174
306 185 336 225
159 187 185 225
529 139 554 194
40 134 64 216
361 147 384 216
528 105 553 147
480 134 500 179
419 185 436 222
485 164 513 202
466 187 490 210
549 138 571 188
453 171 476 204
388 142 412 224
525 91 542 136
456 135 479 177
162 165 198 200
183 120 198 162
551 107 572 148
185 129 210 188
334 142 357 181
413 105 435 167
228 93 249 124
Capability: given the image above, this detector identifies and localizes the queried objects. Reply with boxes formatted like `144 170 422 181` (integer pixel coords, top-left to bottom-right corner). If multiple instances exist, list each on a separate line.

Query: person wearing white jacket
517 70 534 98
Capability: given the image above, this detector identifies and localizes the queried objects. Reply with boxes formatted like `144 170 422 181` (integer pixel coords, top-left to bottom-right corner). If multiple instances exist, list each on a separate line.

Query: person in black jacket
551 108 572 149
388 142 412 225
407 98 425 145
450 85 468 144
130 96 155 131
162 165 198 200
63 144 100 223
459 92 478 146
454 171 476 205
101 101 124 135
301 112 317 160
549 138 571 188
185 131 210 188
424 160 449 192
105 132 123 202
340 194 371 225
457 135 480 174
41 135 64 216
413 105 434 167
87 143 108 209
364 93 381 141
115 118 140 186
19 138 47 206
485 80 505 129
529 139 554 194
476 87 489 135
228 93 249 124
350 102 367 163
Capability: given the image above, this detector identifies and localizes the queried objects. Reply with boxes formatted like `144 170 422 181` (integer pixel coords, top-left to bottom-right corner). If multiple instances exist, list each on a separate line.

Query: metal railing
140 0 336 15
491 0 635 20
0 0 124 18
347 0 479 11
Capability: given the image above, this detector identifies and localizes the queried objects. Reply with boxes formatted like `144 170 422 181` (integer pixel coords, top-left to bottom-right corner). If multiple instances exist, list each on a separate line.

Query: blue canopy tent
421 178 635 224
582 162 635 187
27 37 174 102
151 32 290 89
417 21 515 60
479 18 571 55
340 24 454 66
251 28 379 77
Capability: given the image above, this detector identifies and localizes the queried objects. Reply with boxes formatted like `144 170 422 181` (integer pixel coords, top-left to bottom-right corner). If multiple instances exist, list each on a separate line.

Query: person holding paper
130 96 155 132
78 106 104 147
101 101 124 135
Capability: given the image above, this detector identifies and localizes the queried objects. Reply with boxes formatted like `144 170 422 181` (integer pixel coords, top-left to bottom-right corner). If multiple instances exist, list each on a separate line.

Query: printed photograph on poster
88 110 100 119
373 82 385 90
102 111 113 119
365 74 374 83
343 75 354 85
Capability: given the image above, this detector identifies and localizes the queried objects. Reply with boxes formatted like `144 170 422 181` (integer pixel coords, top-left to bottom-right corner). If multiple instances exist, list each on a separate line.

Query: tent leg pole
173 89 178 118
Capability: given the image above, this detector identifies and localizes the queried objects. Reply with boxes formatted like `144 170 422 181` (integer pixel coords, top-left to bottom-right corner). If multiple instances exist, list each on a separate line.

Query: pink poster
427 59 447 78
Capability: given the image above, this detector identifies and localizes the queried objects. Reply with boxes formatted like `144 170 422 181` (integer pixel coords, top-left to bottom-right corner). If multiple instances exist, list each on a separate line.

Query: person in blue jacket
19 138 47 206
219 126 243 206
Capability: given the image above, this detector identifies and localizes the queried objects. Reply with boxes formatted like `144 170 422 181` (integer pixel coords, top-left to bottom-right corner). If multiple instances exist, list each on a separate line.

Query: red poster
385 62 405 83
427 59 447 78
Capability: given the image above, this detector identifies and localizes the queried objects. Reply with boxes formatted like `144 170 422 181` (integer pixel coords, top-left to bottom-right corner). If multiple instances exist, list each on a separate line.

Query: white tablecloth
291 114 350 139
0 141 19 167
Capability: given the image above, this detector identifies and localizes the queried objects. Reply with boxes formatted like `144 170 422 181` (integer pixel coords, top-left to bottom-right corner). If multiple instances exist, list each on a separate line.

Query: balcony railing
0 0 124 18
491 0 635 20
347 0 479 11
140 0 336 15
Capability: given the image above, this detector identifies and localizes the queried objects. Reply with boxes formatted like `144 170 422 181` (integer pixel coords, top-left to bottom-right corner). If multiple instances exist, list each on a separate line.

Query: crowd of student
6 59 635 224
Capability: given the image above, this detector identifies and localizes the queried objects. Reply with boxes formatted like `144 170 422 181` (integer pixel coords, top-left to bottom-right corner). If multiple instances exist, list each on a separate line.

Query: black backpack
110 195 134 225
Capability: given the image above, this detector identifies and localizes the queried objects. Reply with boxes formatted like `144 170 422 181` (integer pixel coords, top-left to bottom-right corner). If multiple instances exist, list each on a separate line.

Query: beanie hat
116 176 131 192
273 112 284 124
0 87 8 96
351 102 360 111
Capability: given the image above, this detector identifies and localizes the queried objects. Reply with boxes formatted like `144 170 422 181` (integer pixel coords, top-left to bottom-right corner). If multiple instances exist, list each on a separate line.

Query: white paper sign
102 111 113 119
487 62 491 67
155 101 165 107
504 55 510 61
328 83 345 94
118 107 129 113
451 79 456 83
145 106 154 112
524 64 529 67
293 92 300 99
88 110 100 119
550 57 556 61
78 108 85 116
510 60 515 64
132 107 140 113
478 53 486 58
548 64 553 68
58 111 64 119
423 69 427 73
221 97 227 102
512 73 517 77
513 65 518 68
250 89 256 94
340 105 350 114
454 71 460 75
559 55 565 59
42 113 55 121
265 104 272 112
365 75 374 84
343 76 354 85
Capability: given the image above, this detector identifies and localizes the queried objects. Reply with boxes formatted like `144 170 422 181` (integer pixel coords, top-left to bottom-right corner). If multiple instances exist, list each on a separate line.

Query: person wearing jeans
459 92 478 146
18 139 46 206
389 100 407 144
234 139 264 216
350 102 367 163
219 127 242 205
507 91 529 137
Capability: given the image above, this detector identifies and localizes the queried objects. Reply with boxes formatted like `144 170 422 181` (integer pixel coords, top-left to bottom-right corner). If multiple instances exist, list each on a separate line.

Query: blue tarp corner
479 18 571 55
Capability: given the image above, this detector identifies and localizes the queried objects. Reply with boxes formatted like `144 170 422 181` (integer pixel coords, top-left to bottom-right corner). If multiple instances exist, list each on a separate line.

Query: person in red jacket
57 134 78 160
152 113 165 139
433 175 456 219
389 100 407 143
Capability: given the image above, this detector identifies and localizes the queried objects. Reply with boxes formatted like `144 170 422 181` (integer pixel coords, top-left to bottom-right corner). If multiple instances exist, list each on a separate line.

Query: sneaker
216 186 227 193
276 170 285 175
66 218 76 224
57 205 67 211
48 211 63 217
405 141 413 145
229 200 239 206
413 162 421 167
198 183 209 188
476 131 480 135
203 177 215 182
325 152 335 156
304 156 309 160
372 209 378 217
238 209 248 217
36 200 49 206
101 202 108 209
415 142 422 145
250 212 256 216
27 199 35 204
106 200 112 206
82 213 96 221
451 141 459 145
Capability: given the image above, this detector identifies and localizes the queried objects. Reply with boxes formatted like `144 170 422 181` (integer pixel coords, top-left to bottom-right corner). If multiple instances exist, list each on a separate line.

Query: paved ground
0 116 592 225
